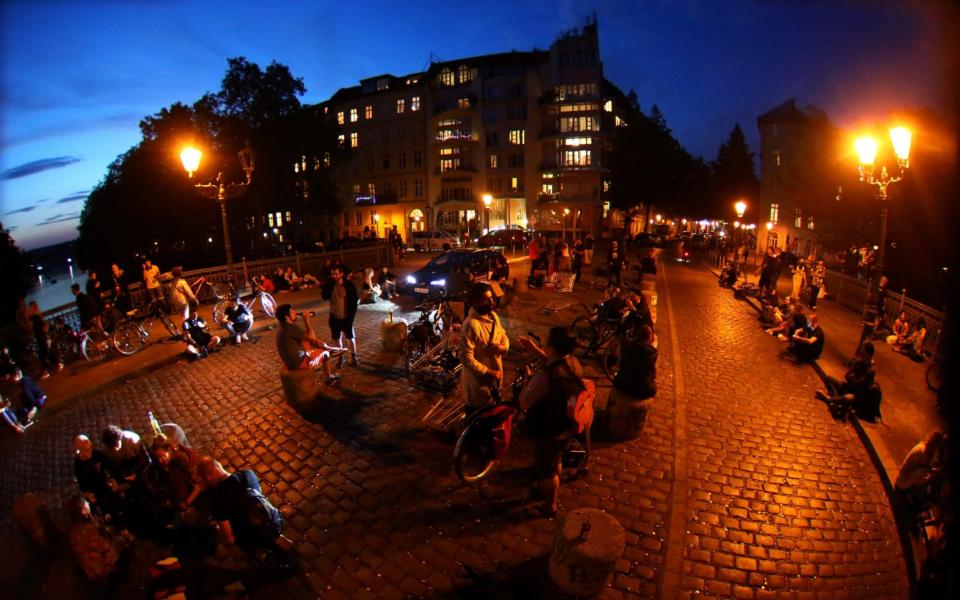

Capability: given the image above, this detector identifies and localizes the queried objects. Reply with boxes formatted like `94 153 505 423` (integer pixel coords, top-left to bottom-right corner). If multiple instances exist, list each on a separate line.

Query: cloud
56 190 90 204
1 156 81 180
3 205 37 215
35 212 81 226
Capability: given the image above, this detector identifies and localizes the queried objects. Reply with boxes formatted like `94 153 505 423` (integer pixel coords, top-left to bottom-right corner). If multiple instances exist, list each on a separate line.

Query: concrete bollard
605 388 649 440
380 316 408 352
549 508 625 597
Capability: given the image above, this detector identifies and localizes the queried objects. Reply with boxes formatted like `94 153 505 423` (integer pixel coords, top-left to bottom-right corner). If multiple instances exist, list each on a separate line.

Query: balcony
538 91 602 105
435 131 479 145
434 164 478 175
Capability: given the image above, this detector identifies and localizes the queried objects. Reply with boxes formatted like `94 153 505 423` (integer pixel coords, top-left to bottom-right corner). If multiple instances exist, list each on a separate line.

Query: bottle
388 311 393 323
148 411 162 436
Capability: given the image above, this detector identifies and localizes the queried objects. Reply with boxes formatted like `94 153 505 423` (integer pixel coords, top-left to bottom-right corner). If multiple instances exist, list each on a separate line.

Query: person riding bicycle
459 282 509 416
516 326 583 517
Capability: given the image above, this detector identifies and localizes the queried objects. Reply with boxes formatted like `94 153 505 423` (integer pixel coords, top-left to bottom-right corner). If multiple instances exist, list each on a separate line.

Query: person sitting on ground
74 434 122 520
284 267 303 290
183 308 221 358
888 311 911 346
896 317 928 361
787 313 825 363
219 294 253 344
360 268 381 304
301 272 320 287
150 433 203 511
12 368 46 423
856 305 881 355
100 425 149 483
814 341 877 415
68 495 134 585
271 268 290 292
275 304 340 385
765 303 806 340
516 327 585 517
256 273 275 294
377 267 398 299
197 458 290 563
895 429 948 499
2 394 28 434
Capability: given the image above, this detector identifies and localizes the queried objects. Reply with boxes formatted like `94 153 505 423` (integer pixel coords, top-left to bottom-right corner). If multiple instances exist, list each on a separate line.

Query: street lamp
734 200 747 219
180 142 255 276
373 211 380 238
482 193 493 234
855 127 911 282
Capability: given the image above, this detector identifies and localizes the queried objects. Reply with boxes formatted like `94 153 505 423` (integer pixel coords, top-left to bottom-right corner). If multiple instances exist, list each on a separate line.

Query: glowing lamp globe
180 147 202 177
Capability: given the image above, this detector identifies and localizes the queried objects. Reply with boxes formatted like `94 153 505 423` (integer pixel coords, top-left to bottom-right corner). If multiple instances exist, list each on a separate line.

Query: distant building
757 98 842 258
297 17 630 244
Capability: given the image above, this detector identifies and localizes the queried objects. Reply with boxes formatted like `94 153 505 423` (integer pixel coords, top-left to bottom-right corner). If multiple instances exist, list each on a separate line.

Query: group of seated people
1 364 47 434
887 311 928 361
69 422 291 585
360 267 399 303
763 300 825 363
255 268 319 294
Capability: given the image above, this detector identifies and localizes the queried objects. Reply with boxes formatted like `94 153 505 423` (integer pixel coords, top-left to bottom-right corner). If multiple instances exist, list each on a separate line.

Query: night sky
0 0 953 250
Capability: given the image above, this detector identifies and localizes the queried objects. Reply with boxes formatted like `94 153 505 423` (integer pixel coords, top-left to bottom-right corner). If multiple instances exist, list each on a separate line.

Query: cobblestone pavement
0 254 907 599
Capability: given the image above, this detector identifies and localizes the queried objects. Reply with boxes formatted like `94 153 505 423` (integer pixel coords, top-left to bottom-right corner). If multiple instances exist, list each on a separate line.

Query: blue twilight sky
0 0 953 250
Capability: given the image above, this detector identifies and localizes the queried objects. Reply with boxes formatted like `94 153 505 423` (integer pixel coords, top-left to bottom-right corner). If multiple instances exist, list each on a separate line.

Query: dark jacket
321 279 359 319
613 340 657 399
75 292 98 328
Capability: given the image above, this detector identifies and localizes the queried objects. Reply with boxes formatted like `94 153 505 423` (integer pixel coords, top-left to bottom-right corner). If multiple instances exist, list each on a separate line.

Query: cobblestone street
0 255 908 599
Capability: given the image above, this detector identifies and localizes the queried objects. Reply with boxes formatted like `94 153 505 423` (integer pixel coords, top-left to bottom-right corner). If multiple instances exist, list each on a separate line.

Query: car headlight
406 275 417 284
430 279 446 286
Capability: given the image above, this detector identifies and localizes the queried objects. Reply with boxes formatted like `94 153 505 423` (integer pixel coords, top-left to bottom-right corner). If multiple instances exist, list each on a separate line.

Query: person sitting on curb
275 304 341 385
68 494 134 586
765 303 806 341
814 341 880 420
100 425 149 484
197 458 294 570
183 308 221 358
2 394 29 434
219 294 253 344
74 434 122 521
894 317 927 362
13 368 46 423
377 266 399 299
787 313 825 364
887 311 911 346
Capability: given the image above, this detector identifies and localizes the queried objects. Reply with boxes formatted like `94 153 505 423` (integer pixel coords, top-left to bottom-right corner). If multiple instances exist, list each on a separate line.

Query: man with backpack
517 327 591 518
198 458 291 565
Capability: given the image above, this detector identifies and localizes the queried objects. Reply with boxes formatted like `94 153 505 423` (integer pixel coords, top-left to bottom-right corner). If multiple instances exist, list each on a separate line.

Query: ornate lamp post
180 143 255 275
855 127 911 282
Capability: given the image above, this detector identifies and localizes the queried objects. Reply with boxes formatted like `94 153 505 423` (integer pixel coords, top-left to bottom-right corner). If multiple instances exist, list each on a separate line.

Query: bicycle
213 280 277 323
403 293 460 381
569 298 646 381
453 335 590 483
925 358 943 393
190 276 225 305
111 302 180 356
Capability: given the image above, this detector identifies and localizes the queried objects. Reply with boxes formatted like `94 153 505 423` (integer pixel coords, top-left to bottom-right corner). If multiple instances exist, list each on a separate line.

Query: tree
0 223 31 324
709 124 759 218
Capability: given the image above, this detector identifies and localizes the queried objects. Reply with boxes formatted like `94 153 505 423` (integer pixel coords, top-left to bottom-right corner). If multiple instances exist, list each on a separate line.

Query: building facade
306 18 629 244
757 98 842 259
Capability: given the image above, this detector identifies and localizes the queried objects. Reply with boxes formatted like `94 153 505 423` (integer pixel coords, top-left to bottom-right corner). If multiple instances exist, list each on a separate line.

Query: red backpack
555 361 595 435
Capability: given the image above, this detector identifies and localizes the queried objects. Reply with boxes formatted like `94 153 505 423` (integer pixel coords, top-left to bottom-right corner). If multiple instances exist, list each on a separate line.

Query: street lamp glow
734 221 740 229
766 221 774 231
563 208 570 215
482 194 493 207
889 127 912 162
855 136 878 166
655 214 662 222
734 200 747 218
180 147 202 177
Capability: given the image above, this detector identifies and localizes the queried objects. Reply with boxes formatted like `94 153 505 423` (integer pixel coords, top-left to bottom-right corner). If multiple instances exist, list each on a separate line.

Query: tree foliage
77 57 339 273
0 223 31 324
709 124 759 218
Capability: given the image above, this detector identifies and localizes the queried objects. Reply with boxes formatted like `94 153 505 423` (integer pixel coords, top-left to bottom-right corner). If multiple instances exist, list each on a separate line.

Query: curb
705 260 918 595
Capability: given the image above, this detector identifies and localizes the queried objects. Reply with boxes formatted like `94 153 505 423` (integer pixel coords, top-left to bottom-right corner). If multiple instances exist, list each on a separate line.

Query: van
410 231 460 251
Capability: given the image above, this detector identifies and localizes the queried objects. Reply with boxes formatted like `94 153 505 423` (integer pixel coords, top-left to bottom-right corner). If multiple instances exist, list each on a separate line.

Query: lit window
563 150 591 166
603 100 613 112
396 99 405 113
350 108 358 122
458 98 471 110
440 158 456 172
365 105 373 120
323 152 331 167
337 134 345 146
369 183 376 196
377 78 389 91
510 177 520 192
457 64 471 84
350 132 358 148
323 106 329 114
285 211 292 222
769 203 779 223
337 111 344 125
794 208 803 229
293 161 299 174
352 184 361 196
542 183 554 194
773 150 781 167
275 212 282 225
603 180 610 192
268 214 274 227
489 154 498 169
440 68 454 86
807 217 815 230
564 137 592 147
411 96 421 111
615 115 626 127
508 129 525 145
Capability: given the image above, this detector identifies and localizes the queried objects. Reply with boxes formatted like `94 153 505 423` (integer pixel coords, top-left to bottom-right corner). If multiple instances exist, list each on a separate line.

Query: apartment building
310 17 629 243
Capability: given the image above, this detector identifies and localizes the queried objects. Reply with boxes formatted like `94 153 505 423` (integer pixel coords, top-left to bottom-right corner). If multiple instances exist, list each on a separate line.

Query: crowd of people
64 420 292 587
526 234 592 288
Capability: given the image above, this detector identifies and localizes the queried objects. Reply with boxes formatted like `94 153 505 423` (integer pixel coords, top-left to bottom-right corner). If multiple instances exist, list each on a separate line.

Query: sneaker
39 371 50 380
351 355 360 368
55 362 64 373
241 333 250 341
235 335 242 345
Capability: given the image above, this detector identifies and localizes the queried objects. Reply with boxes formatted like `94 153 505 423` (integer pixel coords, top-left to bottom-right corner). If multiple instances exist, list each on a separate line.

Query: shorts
534 434 571 479
329 315 355 340
299 348 329 369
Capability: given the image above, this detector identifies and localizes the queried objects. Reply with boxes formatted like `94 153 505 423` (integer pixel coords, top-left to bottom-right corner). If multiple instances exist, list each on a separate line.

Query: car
404 249 508 297
476 229 529 249
633 232 656 246
410 230 460 252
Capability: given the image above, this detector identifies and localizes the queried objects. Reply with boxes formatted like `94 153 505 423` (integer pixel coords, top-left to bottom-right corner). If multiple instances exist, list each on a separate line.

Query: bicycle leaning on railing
212 279 277 324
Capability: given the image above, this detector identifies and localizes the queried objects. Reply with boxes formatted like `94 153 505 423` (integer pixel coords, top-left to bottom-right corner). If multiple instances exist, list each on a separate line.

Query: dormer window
440 68 454 86
457 64 472 84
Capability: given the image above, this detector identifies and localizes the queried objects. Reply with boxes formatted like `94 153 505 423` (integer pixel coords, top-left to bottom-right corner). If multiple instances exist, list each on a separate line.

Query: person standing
584 234 594 265
321 266 360 367
459 282 509 415
86 271 106 313
808 258 825 310
790 259 806 302
167 266 197 331
72 283 100 331
142 260 162 303
571 238 585 284
109 264 132 314
607 240 624 286
26 300 61 379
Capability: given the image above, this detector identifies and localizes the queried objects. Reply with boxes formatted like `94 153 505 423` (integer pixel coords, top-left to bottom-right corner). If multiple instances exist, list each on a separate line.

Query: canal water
26 267 89 312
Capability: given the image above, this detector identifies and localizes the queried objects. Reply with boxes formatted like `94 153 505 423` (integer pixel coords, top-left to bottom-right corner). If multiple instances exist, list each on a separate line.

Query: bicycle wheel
113 322 145 355
404 339 426 382
52 330 79 361
81 331 111 363
569 316 597 355
159 313 180 338
603 336 622 382
454 420 497 482
213 300 228 325
926 361 943 393
259 292 277 318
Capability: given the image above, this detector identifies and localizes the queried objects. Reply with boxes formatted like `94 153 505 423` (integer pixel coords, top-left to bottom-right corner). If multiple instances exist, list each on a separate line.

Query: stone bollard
605 388 649 440
380 313 408 352
641 290 657 325
279 368 320 410
549 508 625 597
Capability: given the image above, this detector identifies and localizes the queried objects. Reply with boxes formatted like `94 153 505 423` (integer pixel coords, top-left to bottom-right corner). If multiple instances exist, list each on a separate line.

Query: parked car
633 232 657 246
410 231 460 252
404 249 508 297
476 229 529 249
